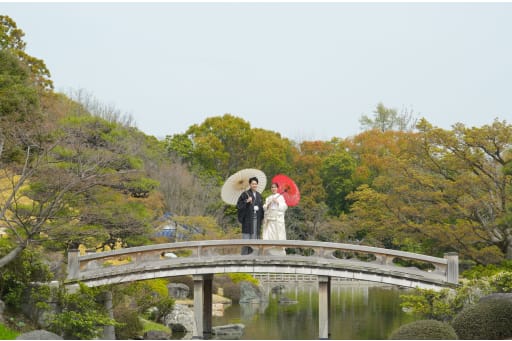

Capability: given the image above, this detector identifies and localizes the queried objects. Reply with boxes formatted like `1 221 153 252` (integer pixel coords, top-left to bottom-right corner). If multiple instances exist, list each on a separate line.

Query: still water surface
212 282 418 340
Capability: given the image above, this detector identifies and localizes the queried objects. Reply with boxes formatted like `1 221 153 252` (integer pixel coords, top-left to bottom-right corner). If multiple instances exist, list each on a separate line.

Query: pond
212 281 418 340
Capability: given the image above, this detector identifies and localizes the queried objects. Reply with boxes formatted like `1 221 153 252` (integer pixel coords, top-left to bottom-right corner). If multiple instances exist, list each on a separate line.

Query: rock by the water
212 323 245 339
163 303 196 334
239 281 265 304
16 330 63 340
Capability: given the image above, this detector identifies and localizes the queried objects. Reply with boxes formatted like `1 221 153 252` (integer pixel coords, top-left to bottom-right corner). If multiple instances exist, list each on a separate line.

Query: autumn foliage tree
347 119 512 263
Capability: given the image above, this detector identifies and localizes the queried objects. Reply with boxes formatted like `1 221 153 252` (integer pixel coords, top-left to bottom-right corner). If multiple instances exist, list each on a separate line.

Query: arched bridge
66 240 459 339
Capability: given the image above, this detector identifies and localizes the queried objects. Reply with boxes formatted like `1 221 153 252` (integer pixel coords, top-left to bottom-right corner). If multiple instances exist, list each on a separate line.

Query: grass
140 318 171 334
0 324 19 340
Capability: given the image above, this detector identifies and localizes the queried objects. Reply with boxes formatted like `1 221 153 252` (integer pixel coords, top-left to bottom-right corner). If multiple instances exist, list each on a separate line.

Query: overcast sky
2 2 511 141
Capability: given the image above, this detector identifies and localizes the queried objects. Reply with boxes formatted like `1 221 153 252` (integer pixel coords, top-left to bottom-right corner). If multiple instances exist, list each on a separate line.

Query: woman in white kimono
262 183 288 241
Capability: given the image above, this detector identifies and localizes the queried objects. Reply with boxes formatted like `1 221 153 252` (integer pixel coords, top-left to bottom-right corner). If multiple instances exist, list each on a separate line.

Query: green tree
245 128 295 177
359 102 417 132
319 140 358 216
166 114 253 181
0 15 53 91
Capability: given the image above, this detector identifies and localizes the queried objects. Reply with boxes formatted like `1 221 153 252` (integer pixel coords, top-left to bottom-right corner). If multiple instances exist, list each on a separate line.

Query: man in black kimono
236 176 264 255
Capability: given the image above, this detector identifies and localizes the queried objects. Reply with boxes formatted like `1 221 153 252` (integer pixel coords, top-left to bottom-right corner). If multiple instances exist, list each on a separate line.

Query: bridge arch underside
65 256 450 290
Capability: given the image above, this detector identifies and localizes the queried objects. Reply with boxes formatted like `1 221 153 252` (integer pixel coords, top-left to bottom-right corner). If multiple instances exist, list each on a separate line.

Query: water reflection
212 282 418 340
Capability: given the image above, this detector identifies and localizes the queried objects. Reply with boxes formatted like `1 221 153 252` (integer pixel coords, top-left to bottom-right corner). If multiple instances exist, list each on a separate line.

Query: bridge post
102 290 115 340
192 274 213 339
67 248 80 280
318 276 331 339
444 252 459 284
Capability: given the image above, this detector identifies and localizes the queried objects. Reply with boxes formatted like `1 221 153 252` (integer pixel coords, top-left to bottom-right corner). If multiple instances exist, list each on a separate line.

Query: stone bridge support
102 290 115 340
318 276 331 339
193 274 213 339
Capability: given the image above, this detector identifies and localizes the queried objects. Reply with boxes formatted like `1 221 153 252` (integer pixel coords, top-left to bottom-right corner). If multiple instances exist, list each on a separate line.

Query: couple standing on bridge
236 176 287 255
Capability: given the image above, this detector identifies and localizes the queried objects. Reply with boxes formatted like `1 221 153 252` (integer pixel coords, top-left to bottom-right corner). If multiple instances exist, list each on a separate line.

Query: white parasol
221 168 267 205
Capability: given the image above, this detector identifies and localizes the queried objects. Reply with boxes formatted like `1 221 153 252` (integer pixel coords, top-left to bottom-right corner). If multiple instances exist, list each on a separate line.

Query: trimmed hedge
451 299 512 339
389 320 457 340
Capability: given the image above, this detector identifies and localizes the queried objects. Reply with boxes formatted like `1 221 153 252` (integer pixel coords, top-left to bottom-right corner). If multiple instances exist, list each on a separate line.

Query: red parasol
271 174 300 207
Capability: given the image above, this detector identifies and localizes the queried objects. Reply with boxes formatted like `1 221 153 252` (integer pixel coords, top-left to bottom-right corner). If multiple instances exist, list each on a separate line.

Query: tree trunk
0 245 25 268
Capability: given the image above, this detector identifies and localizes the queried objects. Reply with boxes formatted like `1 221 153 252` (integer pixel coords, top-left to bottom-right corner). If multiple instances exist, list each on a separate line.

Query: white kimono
262 193 288 240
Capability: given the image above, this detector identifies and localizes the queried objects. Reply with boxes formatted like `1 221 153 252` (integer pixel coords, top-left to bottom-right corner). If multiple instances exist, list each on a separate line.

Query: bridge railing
67 240 458 284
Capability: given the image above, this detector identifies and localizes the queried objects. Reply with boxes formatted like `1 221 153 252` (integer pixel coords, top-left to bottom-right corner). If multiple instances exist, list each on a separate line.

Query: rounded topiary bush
451 299 512 339
389 320 457 340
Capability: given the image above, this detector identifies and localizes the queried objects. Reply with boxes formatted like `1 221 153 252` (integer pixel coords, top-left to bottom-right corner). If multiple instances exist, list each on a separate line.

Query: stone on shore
15 330 63 340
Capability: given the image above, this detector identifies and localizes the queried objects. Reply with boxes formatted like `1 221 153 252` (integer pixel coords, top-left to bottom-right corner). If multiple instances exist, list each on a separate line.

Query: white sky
2 2 511 141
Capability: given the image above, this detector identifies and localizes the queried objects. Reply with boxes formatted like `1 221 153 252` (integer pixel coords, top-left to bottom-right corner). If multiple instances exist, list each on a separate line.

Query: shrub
451 299 512 339
0 242 53 310
150 297 175 323
228 273 258 285
115 309 143 340
389 319 457 340
48 284 118 339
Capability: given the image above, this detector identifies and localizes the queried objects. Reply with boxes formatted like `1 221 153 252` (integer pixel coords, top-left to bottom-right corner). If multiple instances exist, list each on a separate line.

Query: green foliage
48 284 119 340
165 133 194 161
150 297 175 323
492 271 512 292
0 49 38 119
401 264 512 338
319 145 357 215
113 279 173 336
462 260 512 293
228 273 259 285
389 319 457 340
462 259 512 279
165 114 252 181
0 15 26 50
119 279 172 315
172 215 224 240
400 271 506 324
141 318 171 333
360 102 417 132
245 128 295 177
400 289 455 321
76 187 154 247
451 299 512 340
0 323 19 339
0 15 53 90
0 243 53 310
114 309 143 340
145 279 170 298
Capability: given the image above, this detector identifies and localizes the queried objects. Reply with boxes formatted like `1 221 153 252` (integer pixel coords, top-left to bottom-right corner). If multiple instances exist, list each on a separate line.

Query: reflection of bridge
66 240 458 339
